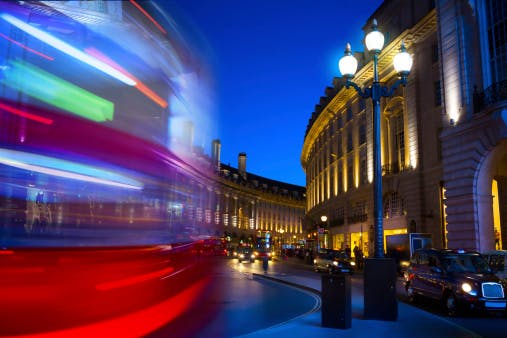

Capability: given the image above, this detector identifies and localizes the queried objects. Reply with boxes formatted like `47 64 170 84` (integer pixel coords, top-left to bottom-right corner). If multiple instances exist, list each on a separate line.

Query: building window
431 43 439 63
347 158 354 190
393 113 405 171
383 192 403 218
486 0 507 83
360 148 367 185
347 132 353 153
346 106 353 121
338 162 343 194
434 81 442 107
359 117 366 145
358 99 366 112
337 134 343 157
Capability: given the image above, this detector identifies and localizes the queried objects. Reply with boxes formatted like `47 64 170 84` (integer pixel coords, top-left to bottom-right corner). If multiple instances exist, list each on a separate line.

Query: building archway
441 111 507 251
476 139 507 250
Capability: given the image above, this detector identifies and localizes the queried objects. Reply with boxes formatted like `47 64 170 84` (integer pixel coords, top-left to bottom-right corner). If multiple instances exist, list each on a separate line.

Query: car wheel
444 293 459 317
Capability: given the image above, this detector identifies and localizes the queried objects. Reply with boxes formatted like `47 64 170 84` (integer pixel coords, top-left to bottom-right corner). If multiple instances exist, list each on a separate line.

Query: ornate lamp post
320 215 328 249
338 19 413 259
338 19 413 321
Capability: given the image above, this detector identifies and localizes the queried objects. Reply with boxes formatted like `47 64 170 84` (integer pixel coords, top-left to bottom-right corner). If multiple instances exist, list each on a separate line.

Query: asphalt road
147 258 320 338
150 256 506 338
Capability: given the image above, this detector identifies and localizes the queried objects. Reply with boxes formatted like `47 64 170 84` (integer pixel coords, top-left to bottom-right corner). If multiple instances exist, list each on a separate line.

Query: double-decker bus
0 1 218 336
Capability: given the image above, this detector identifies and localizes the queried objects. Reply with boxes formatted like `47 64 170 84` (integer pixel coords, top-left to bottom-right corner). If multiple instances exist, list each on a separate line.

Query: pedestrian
345 245 351 258
353 243 361 269
262 255 268 273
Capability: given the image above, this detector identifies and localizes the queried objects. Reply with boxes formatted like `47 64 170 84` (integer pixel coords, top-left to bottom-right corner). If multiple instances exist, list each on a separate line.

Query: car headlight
251 254 255 259
400 261 410 267
239 254 244 259
461 282 477 296
350 261 356 266
313 259 317 264
333 261 339 266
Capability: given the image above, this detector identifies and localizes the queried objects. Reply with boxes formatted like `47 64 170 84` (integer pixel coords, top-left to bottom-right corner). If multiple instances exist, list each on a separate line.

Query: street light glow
338 43 358 77
393 41 413 74
364 19 385 52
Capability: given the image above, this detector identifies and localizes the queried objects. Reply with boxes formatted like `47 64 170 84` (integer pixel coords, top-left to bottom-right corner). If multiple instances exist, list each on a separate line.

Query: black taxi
405 248 507 316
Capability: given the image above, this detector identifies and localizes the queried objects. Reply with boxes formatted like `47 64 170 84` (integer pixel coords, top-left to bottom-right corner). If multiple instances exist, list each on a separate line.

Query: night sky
166 0 384 186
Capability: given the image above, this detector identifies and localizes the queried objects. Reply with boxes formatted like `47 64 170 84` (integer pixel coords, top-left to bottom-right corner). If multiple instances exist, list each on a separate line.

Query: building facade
207 140 306 251
302 0 506 256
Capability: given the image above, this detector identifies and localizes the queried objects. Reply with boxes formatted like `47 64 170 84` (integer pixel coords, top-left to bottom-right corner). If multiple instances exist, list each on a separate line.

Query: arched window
384 97 406 174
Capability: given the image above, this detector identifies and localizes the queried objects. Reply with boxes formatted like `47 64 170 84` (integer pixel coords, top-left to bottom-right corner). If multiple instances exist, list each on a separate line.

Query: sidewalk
237 257 481 338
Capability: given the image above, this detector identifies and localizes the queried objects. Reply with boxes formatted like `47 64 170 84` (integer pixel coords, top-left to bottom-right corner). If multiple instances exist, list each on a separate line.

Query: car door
425 253 445 299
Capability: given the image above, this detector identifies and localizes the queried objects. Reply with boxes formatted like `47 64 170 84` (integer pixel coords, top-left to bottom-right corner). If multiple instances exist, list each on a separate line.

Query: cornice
215 176 305 208
300 9 437 169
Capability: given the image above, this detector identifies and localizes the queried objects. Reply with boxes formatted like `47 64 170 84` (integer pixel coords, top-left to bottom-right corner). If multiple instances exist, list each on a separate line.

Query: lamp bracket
346 76 408 101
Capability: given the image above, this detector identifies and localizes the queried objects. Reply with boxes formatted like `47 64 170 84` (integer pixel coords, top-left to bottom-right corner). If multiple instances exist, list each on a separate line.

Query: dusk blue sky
167 0 384 186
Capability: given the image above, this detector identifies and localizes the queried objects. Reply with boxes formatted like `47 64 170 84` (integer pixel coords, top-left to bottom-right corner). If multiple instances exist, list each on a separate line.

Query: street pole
371 52 384 258
338 19 413 321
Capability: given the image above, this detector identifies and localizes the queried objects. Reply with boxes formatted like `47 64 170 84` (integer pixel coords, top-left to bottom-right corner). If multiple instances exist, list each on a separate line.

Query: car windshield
331 251 348 259
441 254 492 274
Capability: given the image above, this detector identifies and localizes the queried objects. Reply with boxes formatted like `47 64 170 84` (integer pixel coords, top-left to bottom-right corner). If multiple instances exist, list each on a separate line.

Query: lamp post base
363 258 398 321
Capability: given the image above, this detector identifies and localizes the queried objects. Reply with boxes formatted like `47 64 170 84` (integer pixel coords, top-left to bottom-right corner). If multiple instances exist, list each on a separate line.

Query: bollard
363 258 398 321
321 273 351 329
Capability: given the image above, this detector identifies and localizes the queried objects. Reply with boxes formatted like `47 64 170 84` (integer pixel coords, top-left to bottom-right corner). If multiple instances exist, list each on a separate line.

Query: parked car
313 249 355 274
482 250 507 280
405 248 507 316
236 246 255 263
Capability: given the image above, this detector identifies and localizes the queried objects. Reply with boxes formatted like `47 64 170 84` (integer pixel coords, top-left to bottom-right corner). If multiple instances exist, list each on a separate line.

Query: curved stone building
209 140 306 251
302 0 506 255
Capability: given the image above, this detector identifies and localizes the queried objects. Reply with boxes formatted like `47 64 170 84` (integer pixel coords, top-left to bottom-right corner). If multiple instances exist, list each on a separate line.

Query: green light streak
1 60 114 122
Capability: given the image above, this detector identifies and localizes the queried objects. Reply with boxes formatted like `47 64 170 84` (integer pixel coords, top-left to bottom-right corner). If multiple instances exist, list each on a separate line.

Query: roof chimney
211 139 221 170
238 152 247 179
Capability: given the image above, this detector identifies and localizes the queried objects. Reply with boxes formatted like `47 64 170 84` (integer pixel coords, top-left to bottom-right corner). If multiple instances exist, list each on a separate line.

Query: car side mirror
430 266 442 274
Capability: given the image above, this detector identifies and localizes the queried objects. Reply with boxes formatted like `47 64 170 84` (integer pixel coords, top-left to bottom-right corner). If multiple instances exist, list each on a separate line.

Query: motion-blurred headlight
461 282 477 296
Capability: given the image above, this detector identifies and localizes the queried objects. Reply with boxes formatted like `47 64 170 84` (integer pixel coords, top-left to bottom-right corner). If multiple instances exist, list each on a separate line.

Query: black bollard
321 274 351 329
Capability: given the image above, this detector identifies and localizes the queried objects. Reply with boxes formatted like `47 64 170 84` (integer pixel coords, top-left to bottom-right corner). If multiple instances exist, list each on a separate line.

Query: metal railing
473 80 507 113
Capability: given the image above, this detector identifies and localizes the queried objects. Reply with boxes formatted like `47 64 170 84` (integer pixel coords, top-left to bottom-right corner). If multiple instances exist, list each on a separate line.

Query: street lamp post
339 19 412 258
320 215 327 249
338 19 413 321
